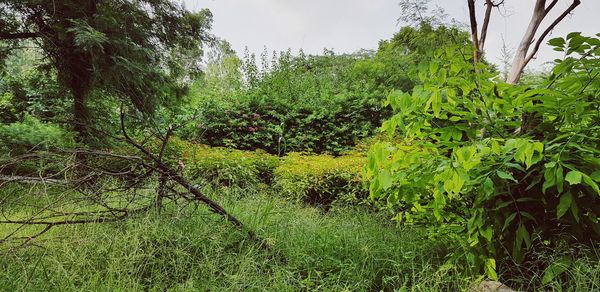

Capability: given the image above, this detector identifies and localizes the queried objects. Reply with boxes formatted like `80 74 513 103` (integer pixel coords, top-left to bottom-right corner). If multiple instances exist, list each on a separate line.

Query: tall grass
0 185 598 291
0 186 464 291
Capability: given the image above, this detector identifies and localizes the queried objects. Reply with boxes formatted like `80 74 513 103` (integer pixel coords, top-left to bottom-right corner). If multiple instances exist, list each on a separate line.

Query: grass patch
0 185 598 291
0 185 468 291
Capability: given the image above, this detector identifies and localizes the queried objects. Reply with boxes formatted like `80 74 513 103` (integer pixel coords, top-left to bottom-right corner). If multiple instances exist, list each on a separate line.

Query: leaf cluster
366 33 600 279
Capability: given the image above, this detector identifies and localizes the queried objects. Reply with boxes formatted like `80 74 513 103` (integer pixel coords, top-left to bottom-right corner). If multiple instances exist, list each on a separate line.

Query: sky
185 0 600 70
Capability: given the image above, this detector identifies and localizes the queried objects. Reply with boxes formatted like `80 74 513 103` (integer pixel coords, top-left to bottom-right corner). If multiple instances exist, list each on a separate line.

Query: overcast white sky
185 0 599 70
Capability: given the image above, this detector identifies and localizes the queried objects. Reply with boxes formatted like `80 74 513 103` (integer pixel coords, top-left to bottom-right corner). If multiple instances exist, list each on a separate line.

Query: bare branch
524 0 581 66
507 0 580 84
467 0 481 63
0 175 65 185
0 31 40 40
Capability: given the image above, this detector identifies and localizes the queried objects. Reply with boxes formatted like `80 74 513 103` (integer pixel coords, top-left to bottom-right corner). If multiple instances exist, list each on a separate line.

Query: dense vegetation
1 0 598 291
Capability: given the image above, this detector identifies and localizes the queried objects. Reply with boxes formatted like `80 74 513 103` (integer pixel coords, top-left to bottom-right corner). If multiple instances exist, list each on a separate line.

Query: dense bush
0 48 71 124
0 115 75 155
187 52 388 155
167 138 368 206
180 24 469 155
274 152 367 208
197 96 385 155
367 33 600 279
180 142 280 187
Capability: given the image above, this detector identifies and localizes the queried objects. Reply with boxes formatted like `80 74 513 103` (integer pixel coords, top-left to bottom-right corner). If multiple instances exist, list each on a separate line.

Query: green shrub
184 51 390 155
274 152 367 208
181 25 469 155
182 143 280 187
194 96 387 155
0 115 75 155
367 34 600 278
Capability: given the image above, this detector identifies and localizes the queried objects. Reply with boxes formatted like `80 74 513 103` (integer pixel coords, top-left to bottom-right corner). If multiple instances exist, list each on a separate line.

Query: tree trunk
73 87 89 139
506 0 547 84
507 0 580 84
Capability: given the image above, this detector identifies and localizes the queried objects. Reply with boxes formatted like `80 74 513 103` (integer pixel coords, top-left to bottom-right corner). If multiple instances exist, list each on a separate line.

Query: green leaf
583 175 600 196
556 165 564 193
556 192 573 219
480 227 493 242
431 91 442 117
484 258 498 280
379 170 393 190
429 61 439 74
482 177 494 197
571 202 580 223
542 257 572 285
590 171 600 182
496 170 517 183
543 166 556 194
565 170 583 185
548 37 566 48
516 224 531 250
502 212 517 232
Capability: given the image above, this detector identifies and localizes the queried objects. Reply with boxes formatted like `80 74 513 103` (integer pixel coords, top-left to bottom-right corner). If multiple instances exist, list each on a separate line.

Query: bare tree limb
0 175 65 185
467 0 481 63
0 31 40 40
118 106 257 236
507 0 581 84
524 0 581 67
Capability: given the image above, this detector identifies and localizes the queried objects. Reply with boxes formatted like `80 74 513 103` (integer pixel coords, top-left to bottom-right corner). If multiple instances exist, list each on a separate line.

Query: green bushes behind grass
274 152 367 208
0 115 75 155
166 139 368 206
179 142 280 187
183 51 391 155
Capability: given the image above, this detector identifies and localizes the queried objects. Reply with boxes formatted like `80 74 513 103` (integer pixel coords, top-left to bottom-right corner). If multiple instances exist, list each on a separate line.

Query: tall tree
0 0 213 138
467 0 581 83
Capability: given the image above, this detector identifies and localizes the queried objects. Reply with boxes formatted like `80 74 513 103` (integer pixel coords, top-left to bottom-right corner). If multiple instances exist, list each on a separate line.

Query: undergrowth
0 185 598 291
0 186 465 291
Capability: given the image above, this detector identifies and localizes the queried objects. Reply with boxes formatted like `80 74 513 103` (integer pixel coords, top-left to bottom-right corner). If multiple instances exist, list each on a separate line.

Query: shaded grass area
0 185 598 291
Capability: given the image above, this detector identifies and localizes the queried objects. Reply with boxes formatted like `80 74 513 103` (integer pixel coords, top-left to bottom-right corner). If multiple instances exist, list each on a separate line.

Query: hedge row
170 139 367 206
274 152 367 208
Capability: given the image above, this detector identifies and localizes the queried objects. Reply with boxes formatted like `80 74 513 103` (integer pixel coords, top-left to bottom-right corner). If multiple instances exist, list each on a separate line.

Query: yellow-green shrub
181 143 279 187
274 152 367 207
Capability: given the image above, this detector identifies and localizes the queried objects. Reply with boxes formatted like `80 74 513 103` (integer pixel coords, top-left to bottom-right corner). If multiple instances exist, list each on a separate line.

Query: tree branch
0 31 40 40
544 0 559 15
524 0 581 66
479 0 492 51
467 0 481 63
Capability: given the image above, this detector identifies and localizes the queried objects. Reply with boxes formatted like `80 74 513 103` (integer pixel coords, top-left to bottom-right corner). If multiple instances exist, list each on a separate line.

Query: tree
0 0 213 138
368 33 600 279
467 0 581 83
397 0 448 28
202 39 242 97
372 23 470 91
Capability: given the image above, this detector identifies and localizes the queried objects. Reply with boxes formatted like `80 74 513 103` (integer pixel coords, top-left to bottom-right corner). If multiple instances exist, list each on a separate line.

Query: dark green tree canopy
0 0 213 136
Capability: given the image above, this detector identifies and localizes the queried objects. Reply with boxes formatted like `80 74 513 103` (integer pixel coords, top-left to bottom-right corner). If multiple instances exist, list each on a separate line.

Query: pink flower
196 123 204 129
248 126 256 132
252 113 261 119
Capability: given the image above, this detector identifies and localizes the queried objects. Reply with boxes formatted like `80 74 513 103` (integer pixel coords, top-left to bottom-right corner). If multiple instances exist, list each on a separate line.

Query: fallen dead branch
0 108 270 253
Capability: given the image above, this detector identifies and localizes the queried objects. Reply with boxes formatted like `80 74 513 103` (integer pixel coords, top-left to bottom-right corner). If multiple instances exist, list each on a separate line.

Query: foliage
274 152 367 207
0 0 213 136
183 24 470 155
397 0 448 28
0 115 75 155
0 47 70 124
185 50 385 155
0 187 468 291
366 33 600 278
179 141 280 187
162 138 368 206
